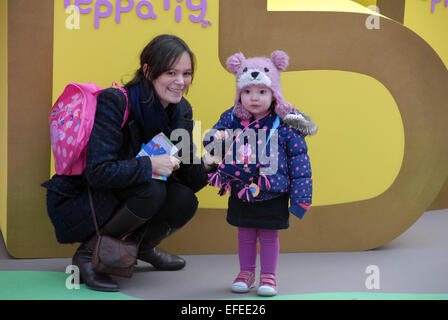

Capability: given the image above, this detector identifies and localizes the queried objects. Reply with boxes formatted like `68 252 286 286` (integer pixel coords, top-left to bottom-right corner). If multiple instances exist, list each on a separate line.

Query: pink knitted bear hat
226 50 293 121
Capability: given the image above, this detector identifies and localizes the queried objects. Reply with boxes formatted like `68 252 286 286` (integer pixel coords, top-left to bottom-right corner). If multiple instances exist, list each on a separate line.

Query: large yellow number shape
2 0 447 257
218 0 448 251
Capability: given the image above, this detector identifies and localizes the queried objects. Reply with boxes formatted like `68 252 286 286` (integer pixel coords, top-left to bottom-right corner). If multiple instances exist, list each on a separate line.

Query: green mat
1 271 447 300
0 271 139 300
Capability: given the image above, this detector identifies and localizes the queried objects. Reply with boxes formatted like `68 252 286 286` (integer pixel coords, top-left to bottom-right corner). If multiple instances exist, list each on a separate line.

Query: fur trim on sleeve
282 109 318 136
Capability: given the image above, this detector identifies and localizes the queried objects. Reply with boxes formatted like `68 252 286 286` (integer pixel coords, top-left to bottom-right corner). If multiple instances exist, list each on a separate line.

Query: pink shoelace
234 271 255 286
259 273 277 289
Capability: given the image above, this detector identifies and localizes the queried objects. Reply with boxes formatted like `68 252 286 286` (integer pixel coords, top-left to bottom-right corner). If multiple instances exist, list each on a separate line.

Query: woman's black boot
129 221 185 271
72 236 120 292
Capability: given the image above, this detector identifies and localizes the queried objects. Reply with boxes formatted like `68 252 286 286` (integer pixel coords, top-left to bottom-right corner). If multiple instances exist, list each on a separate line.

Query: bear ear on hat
271 50 289 71
226 52 246 74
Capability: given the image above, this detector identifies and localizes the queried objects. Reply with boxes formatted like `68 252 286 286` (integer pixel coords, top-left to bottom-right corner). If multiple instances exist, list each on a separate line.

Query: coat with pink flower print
204 107 312 219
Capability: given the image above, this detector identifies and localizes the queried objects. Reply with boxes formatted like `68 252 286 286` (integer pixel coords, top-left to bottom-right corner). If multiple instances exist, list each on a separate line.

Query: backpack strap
111 82 130 128
87 186 101 238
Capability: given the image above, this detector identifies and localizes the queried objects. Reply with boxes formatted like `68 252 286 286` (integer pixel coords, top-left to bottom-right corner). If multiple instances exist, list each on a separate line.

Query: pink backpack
49 82 130 175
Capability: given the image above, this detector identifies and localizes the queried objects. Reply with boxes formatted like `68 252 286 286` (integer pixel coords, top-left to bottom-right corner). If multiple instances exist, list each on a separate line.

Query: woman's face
152 51 193 108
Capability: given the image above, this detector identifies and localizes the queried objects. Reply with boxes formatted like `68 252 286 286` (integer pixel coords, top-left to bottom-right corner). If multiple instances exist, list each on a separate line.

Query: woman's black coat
42 88 208 244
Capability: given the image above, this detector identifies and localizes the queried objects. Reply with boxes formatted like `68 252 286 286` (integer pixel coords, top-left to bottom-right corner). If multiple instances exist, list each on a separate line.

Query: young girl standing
203 51 317 296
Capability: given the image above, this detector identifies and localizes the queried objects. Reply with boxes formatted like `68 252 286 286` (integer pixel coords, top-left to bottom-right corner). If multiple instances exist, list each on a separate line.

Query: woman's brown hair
125 34 195 103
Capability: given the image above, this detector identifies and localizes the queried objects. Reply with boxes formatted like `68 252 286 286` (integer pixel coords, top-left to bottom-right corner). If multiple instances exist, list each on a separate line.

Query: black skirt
227 194 290 230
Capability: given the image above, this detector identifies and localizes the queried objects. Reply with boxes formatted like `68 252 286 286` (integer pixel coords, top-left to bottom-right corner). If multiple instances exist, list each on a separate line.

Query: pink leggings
238 227 279 275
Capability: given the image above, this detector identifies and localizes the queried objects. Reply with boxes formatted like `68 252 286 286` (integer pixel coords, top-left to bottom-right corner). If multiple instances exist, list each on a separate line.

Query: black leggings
114 180 198 229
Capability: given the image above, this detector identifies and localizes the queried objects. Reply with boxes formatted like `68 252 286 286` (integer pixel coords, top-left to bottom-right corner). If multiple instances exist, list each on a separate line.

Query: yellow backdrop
52 0 404 208
1 0 447 257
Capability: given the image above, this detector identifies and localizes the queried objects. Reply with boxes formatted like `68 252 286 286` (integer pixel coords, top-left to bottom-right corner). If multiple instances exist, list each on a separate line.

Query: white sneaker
231 271 255 293
257 273 277 297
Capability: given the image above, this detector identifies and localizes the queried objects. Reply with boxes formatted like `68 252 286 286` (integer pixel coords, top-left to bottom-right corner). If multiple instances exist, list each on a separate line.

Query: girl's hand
203 152 222 172
214 130 230 140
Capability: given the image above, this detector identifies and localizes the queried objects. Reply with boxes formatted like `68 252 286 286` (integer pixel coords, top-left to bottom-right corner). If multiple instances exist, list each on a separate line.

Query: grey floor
1 210 448 300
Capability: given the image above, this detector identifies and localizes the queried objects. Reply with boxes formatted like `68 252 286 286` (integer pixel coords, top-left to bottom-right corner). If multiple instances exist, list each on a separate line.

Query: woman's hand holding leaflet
150 155 181 177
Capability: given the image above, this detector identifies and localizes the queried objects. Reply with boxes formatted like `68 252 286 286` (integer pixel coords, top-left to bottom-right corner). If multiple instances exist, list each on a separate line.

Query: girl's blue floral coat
204 107 314 219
